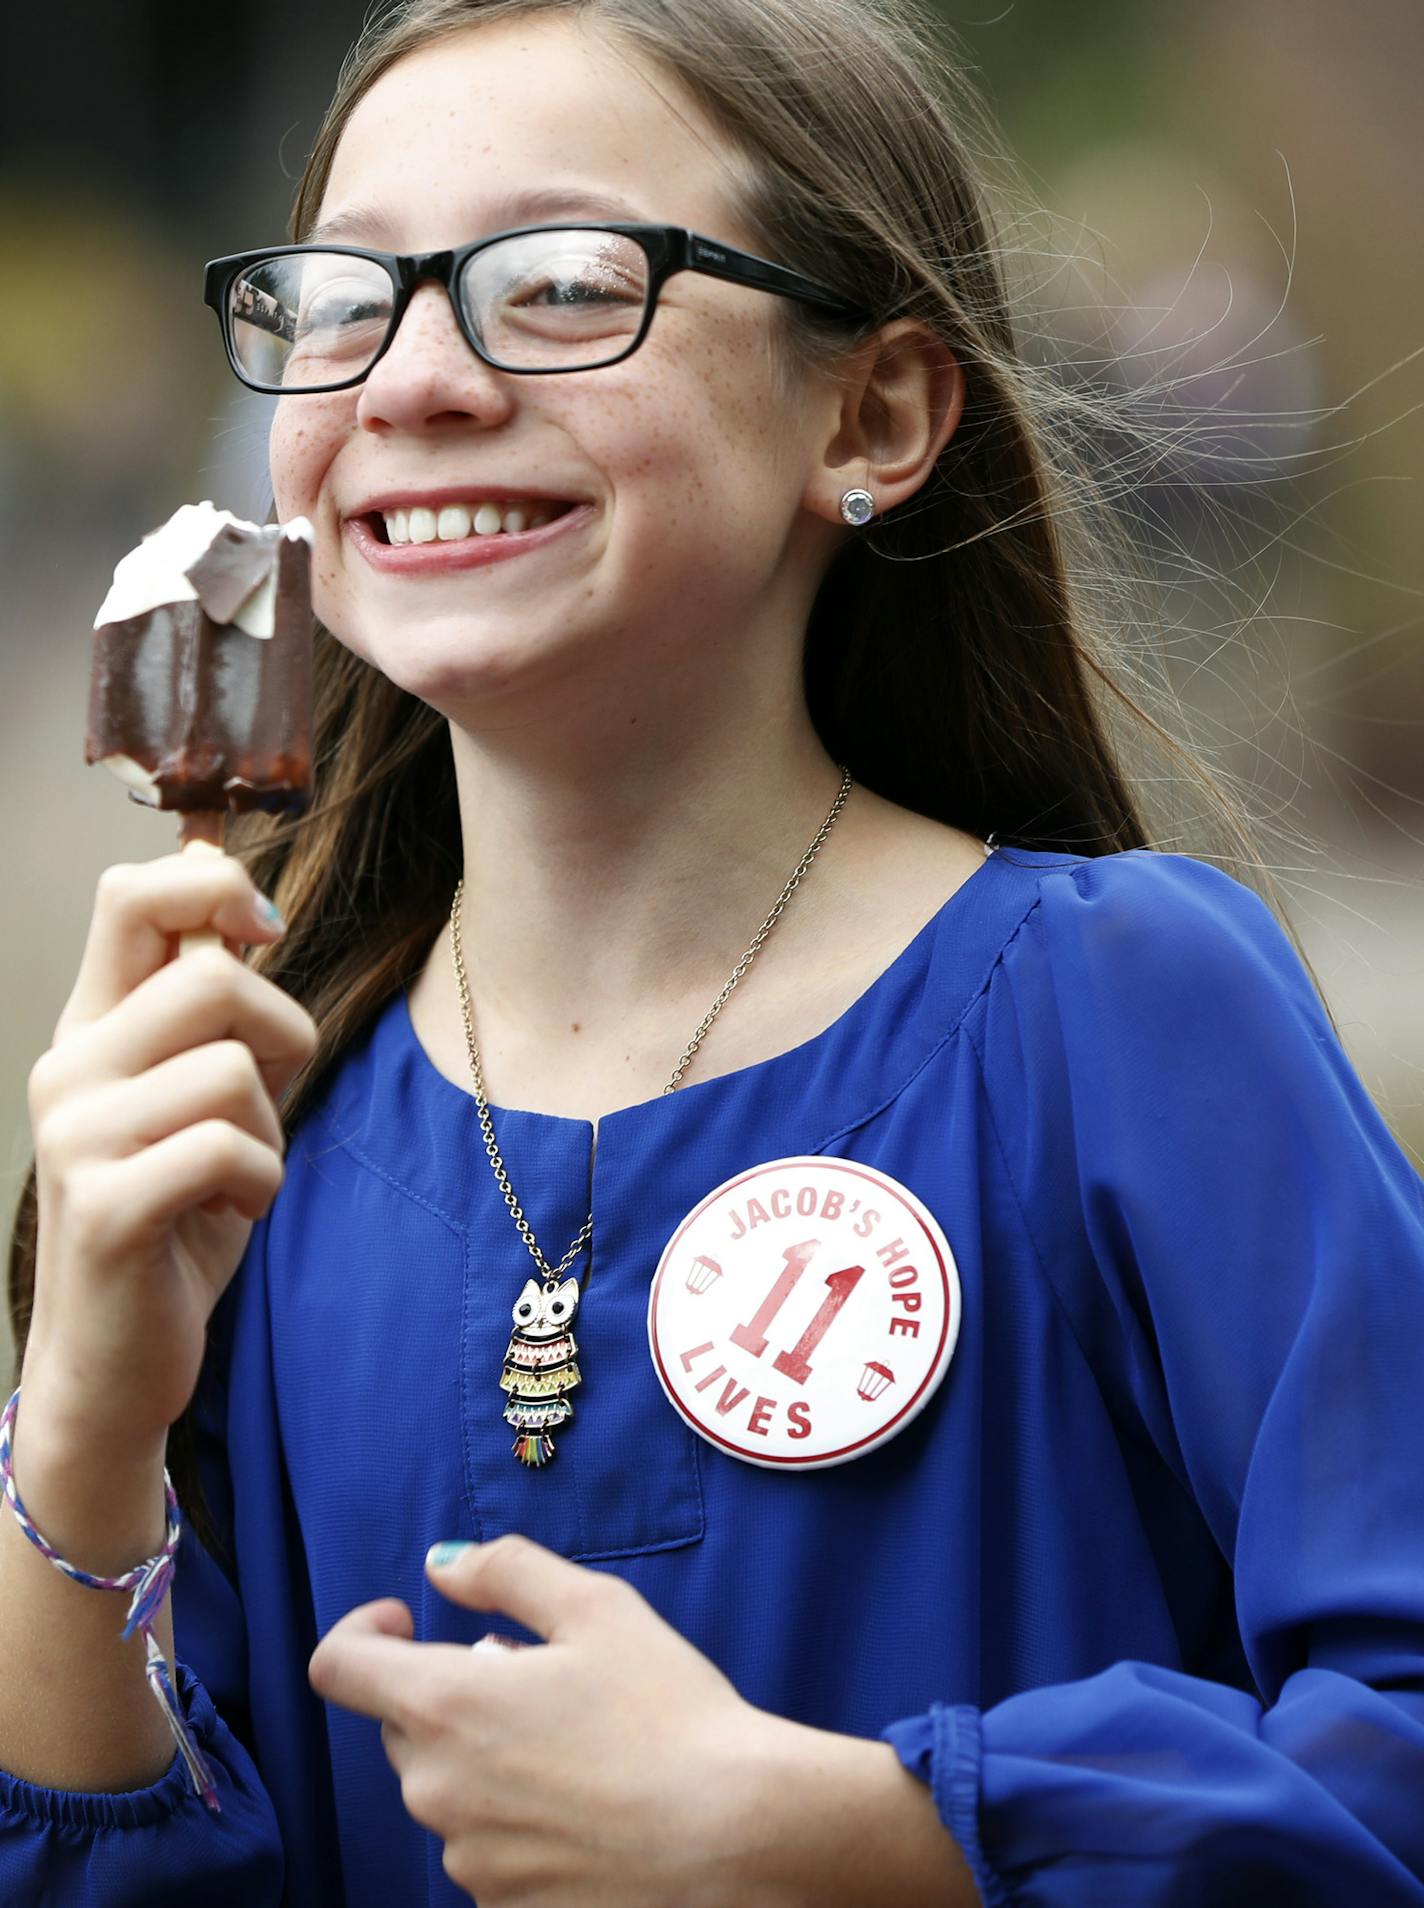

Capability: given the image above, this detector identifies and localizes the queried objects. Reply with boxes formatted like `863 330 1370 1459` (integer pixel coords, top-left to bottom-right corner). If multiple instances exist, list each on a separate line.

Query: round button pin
647 1156 961 1469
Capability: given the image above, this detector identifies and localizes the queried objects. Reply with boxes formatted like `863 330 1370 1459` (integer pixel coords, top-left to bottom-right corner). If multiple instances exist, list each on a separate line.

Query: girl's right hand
20 852 320 1457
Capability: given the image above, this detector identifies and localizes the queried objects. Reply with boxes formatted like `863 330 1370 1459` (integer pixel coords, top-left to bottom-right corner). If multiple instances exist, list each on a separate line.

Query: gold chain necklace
449 764 854 1467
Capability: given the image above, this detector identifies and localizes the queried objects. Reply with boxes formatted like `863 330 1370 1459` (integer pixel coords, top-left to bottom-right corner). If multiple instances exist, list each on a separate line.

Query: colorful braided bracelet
0 1384 221 1813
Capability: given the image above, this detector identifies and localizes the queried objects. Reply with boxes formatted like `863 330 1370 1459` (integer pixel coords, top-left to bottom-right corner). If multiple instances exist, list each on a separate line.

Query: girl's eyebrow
307 185 652 247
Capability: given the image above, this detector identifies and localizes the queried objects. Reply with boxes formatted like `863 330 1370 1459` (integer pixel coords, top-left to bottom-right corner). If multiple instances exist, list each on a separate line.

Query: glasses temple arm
684 233 867 319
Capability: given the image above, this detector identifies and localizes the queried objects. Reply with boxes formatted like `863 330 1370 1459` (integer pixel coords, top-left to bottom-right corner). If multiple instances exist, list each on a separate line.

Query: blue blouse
4 846 1424 1906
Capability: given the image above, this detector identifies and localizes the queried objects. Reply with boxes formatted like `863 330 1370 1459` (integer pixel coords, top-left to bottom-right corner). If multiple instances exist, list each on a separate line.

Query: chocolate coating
85 533 313 814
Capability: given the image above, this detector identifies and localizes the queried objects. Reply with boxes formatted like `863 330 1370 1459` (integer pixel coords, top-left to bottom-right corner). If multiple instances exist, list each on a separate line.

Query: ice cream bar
86 501 315 824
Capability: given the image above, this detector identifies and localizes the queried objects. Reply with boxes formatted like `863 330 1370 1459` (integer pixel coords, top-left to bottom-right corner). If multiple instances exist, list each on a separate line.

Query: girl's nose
355 280 515 434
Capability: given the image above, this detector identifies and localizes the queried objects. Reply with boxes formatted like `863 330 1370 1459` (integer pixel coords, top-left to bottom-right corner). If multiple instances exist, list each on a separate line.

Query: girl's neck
443 696 848 1035
405 650 988 1123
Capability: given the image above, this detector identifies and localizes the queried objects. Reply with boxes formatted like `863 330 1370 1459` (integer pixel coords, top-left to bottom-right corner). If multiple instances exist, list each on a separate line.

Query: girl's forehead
325 14 736 230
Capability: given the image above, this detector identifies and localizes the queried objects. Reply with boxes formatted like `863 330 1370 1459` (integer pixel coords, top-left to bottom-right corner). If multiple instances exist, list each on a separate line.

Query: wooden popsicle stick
173 814 239 1216
176 810 227 956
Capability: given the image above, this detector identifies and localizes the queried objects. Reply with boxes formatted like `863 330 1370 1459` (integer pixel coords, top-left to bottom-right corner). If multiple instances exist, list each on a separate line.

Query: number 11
730 1239 864 1386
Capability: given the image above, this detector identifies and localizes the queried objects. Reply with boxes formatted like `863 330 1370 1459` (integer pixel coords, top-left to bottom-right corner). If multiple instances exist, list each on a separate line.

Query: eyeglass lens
226 229 653 388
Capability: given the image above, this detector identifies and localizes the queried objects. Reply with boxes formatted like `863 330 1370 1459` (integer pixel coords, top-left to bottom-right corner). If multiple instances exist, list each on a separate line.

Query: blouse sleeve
0 1260 285 1904
880 849 1424 1906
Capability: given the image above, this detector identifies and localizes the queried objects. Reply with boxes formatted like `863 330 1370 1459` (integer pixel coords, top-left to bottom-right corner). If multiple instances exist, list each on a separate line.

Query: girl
5 0 1423 1902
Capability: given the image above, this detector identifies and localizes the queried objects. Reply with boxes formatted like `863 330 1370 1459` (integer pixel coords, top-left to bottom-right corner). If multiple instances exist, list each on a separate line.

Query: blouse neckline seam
393 847 1012 1131
310 1104 471 1237
813 888 1047 1149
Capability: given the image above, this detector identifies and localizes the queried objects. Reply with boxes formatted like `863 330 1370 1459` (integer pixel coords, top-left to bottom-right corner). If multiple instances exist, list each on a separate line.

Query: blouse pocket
461 1231 706 1562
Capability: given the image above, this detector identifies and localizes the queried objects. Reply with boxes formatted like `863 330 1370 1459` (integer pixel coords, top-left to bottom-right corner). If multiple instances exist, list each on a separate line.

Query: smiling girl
5 1 1424 1904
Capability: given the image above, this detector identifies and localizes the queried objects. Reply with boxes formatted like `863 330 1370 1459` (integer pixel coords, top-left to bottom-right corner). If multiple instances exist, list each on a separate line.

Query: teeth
380 501 563 544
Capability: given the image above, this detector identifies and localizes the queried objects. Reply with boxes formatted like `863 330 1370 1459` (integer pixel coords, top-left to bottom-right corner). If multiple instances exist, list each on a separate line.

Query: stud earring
839 488 876 526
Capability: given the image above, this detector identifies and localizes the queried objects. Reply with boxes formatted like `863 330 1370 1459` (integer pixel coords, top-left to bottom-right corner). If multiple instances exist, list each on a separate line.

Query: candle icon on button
686 1254 722 1295
857 1361 895 1402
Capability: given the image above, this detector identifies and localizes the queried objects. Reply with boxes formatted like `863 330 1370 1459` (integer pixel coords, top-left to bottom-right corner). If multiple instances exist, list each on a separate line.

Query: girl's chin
342 623 605 708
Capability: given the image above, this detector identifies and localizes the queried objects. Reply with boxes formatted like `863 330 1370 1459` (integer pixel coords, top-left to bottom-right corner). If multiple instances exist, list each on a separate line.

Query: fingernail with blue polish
427 1541 473 1568
251 893 287 933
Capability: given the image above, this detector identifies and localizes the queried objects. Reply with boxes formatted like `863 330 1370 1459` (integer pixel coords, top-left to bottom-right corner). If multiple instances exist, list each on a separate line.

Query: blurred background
3 0 1421 1378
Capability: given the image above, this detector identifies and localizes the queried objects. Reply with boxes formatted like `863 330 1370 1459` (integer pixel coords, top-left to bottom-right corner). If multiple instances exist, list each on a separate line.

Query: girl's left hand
307 1533 785 1906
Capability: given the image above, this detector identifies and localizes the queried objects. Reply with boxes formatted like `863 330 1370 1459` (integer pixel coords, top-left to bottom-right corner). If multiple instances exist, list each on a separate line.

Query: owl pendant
499 1275 582 1467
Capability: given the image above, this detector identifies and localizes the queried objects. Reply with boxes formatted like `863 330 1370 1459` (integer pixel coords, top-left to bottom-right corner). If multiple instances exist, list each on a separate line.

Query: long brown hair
9 0 1331 1566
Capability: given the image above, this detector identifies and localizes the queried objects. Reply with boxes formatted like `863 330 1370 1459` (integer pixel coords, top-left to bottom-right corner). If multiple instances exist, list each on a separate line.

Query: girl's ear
813 319 966 522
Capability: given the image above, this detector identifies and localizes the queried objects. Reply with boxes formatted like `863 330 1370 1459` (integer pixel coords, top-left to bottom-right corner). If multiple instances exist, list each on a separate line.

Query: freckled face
269 13 836 722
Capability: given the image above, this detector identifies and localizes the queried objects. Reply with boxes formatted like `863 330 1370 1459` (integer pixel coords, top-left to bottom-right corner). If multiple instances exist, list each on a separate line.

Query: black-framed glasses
202 221 874 394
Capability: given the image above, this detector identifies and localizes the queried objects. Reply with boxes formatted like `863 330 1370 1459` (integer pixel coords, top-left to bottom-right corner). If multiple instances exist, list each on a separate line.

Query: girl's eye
295 296 388 336
506 271 640 311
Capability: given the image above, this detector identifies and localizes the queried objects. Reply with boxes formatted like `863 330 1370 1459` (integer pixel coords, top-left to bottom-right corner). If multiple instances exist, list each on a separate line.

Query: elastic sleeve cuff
0 1659 230 1831
881 1702 1012 1907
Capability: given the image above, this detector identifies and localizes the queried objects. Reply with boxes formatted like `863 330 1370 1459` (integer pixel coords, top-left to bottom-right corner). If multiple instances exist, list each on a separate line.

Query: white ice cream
98 751 162 802
93 500 314 638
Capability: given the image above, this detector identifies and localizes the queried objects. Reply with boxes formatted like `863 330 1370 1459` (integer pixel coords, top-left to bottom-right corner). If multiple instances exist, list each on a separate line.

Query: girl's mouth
345 501 591 574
